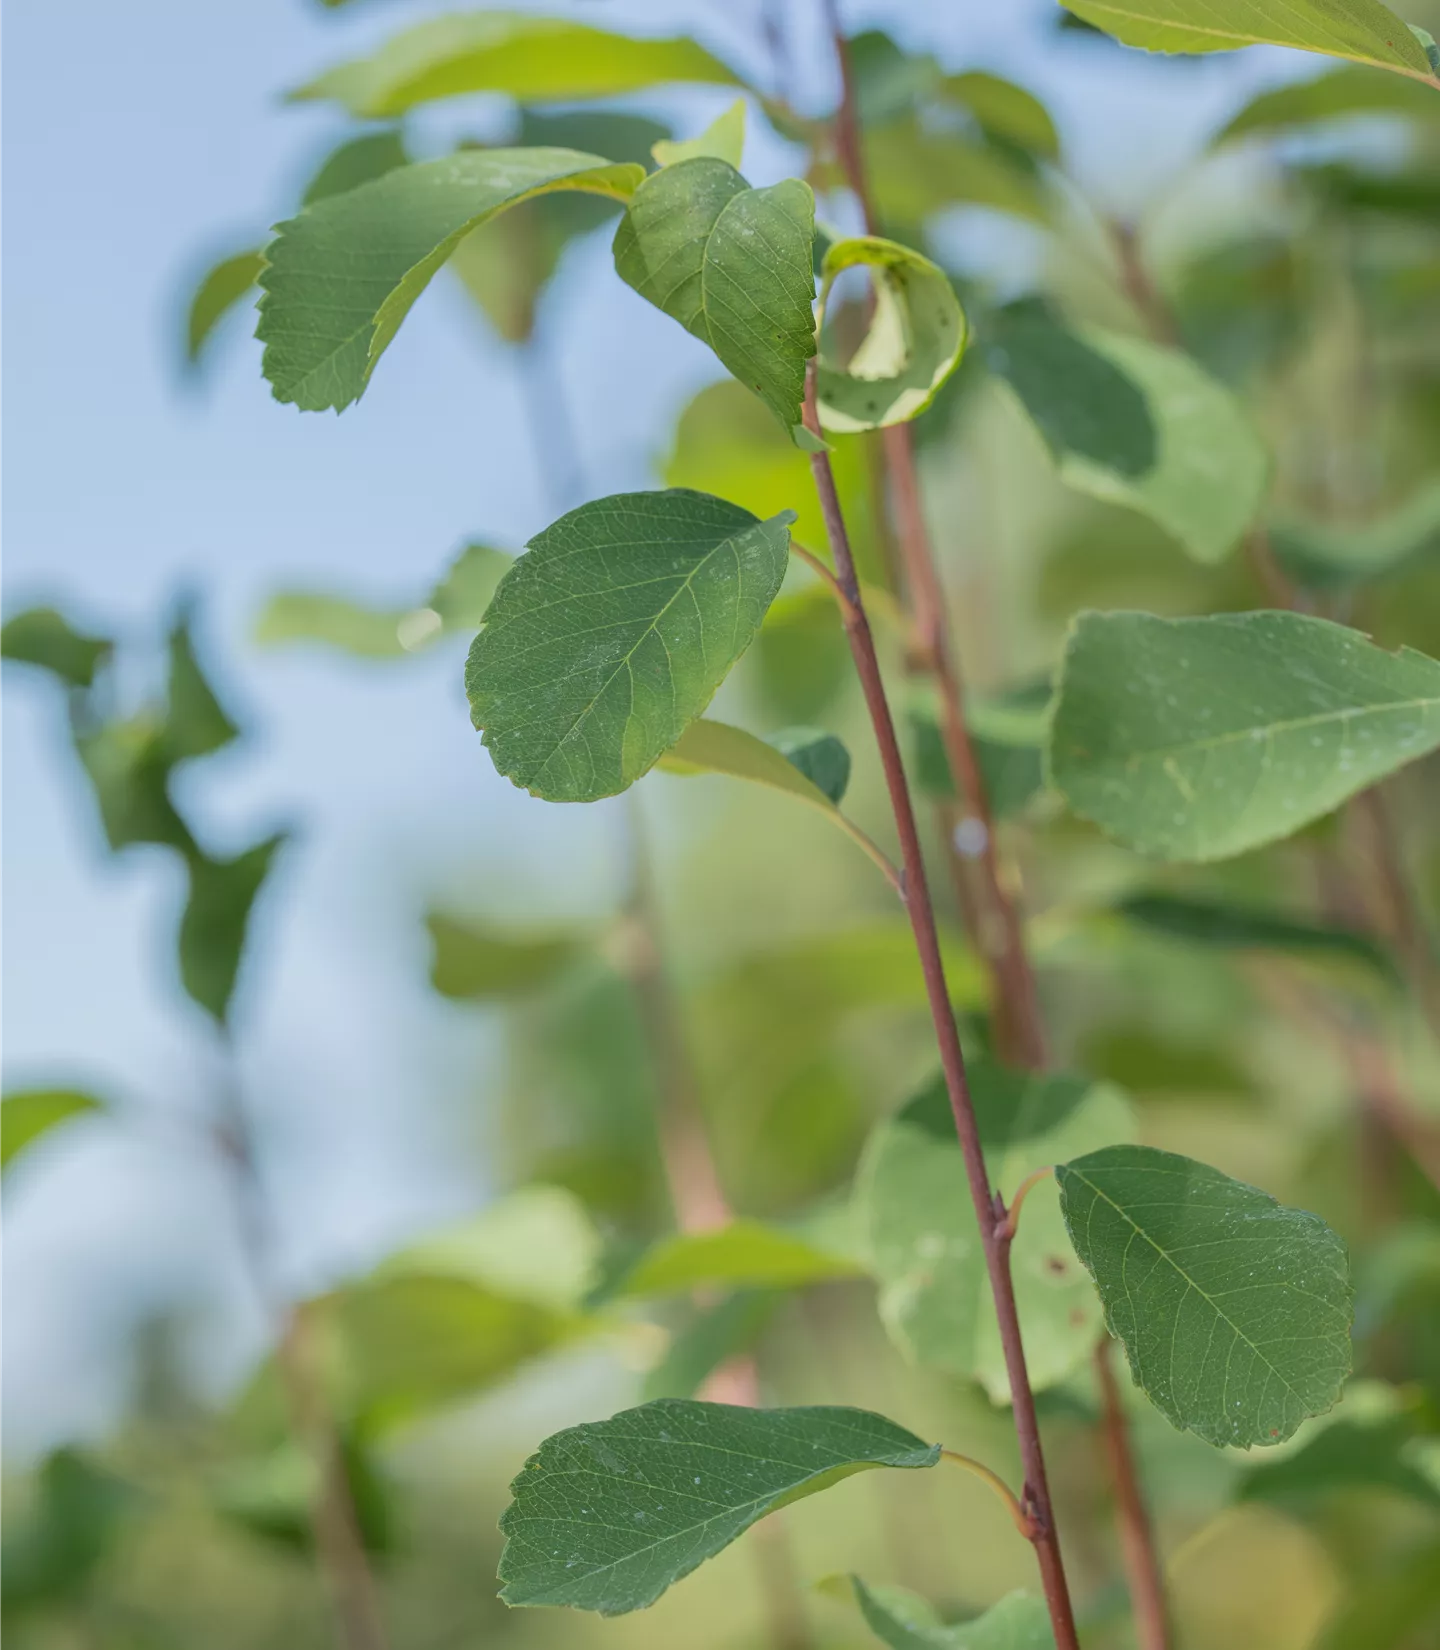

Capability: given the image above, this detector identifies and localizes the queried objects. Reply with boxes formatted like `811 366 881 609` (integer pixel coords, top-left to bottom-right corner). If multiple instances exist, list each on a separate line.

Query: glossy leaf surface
1057 1144 1353 1446
497 1399 939 1613
1049 610 1440 860
466 492 791 802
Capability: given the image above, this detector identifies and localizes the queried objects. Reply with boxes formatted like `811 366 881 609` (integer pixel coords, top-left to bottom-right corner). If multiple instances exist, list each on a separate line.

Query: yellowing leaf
652 100 747 169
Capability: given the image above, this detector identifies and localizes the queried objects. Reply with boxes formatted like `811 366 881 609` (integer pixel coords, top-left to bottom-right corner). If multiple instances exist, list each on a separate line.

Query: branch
1095 1339 1172 1650
801 364 1080 1650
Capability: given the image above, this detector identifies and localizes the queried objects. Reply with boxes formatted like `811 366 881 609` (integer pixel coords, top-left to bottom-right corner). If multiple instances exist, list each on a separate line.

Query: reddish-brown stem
804 367 1079 1650
215 1061 389 1650
1095 1338 1172 1650
1353 785 1440 1040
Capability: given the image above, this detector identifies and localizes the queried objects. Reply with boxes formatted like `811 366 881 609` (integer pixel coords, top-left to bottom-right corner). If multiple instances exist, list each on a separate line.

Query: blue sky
2 0 1302 1455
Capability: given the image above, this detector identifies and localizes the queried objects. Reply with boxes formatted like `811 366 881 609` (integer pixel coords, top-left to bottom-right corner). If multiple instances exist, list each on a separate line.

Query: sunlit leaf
1058 0 1436 79
292 13 743 117
1216 63 1440 142
614 158 816 439
1115 891 1397 979
830 1575 1054 1649
652 100 746 169
1 1089 104 1174
1048 610 1440 860
1270 477 1440 589
465 492 792 802
1 607 112 688
860 1061 1134 1399
986 303 1269 563
426 911 585 999
1057 1144 1353 1447
184 249 267 368
614 1220 865 1298
643 1293 779 1401
816 238 967 434
497 1399 939 1613
179 835 285 1023
258 148 644 411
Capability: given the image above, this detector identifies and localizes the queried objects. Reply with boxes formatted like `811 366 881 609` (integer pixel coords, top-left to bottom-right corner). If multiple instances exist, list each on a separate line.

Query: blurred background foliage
5 1 1440 1648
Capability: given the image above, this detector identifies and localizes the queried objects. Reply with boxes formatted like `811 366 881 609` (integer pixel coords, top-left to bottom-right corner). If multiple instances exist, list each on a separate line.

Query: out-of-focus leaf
652 100 746 169
1057 1144 1353 1447
255 592 412 658
1 1449 132 1615
614 1220 865 1298
1216 63 1440 143
179 835 285 1024
643 1292 779 1401
428 541 512 628
212 1432 392 1556
944 71 1062 162
766 726 851 804
863 117 1051 234
613 159 816 440
1 607 112 688
1081 1024 1255 1098
861 1061 1134 1399
466 492 792 801
754 583 852 723
908 682 1049 819
986 303 1269 563
816 238 967 434
2 1089 104 1173
259 149 644 411
1049 610 1440 861
1058 0 1436 79
1237 1404 1440 1508
849 30 942 124
1318 1537 1440 1649
184 249 267 368
301 128 410 206
1300 156 1440 218
1114 891 1397 978
426 911 585 1000
292 14 744 117
659 720 890 883
497 1400 939 1613
321 1273 579 1432
829 1575 1053 1649
1271 477 1440 588
378 1184 601 1311
162 609 239 762
1172 235 1305 386
73 714 196 855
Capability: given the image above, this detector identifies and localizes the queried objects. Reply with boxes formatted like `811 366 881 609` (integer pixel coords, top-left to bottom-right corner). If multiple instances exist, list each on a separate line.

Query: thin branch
1353 784 1440 1040
995 1166 1055 1244
1094 1339 1172 1650
802 364 1080 1650
940 1451 1037 1540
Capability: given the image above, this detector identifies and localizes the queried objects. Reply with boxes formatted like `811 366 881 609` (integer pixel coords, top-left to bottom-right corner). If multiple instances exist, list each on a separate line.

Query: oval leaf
466 492 792 802
859 1062 1135 1399
292 14 744 117
1056 1144 1353 1447
613 159 816 439
986 304 1269 563
1059 0 1436 79
613 1221 865 1298
817 237 968 433
497 1400 939 1614
258 148 644 411
1049 610 1440 861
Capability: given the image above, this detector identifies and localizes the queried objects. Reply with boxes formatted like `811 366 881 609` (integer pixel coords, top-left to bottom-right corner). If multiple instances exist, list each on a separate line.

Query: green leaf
652 100 746 169
643 1293 779 1401
1270 477 1440 589
754 584 852 722
1 1450 132 1616
986 304 1269 563
815 238 967 434
465 492 792 803
1056 1144 1353 1447
162 609 239 762
1 607 112 688
1114 892 1397 979
426 911 585 999
1216 63 1440 142
944 72 1062 162
1048 610 1440 861
2 1089 104 1173
184 249 267 368
767 726 851 804
862 118 1052 233
1236 1402 1440 1509
213 1432 392 1556
292 13 743 118
258 148 644 412
860 1062 1135 1400
832 1576 1054 1649
179 835 285 1023
321 1272 580 1433
496 1400 940 1614
1057 0 1437 79
613 1221 865 1298
908 682 1050 820
613 159 816 439
73 714 196 855
301 128 410 206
